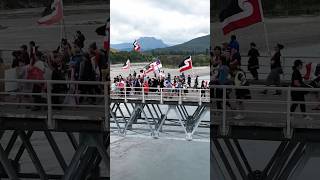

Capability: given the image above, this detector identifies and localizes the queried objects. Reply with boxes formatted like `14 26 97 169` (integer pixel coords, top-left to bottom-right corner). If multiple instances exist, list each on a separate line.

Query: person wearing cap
290 59 312 120
262 43 284 95
247 42 260 80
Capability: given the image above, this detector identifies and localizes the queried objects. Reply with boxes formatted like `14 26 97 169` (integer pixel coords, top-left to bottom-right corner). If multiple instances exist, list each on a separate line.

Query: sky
111 0 210 45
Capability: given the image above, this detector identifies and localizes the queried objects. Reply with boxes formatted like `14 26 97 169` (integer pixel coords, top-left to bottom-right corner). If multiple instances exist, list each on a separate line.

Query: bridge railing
0 79 209 127
220 55 320 81
0 79 109 131
211 85 320 138
110 86 210 104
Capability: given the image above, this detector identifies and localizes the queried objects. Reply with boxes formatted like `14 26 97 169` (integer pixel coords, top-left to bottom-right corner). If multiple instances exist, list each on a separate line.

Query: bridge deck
211 85 320 141
0 105 106 131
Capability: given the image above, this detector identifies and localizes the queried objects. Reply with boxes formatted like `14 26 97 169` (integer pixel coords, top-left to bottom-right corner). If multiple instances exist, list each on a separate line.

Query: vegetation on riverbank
110 51 210 67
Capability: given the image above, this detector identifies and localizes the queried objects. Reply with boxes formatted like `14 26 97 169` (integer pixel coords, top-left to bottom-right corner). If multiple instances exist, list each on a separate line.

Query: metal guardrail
110 86 210 105
0 79 209 129
229 55 320 80
0 79 109 130
211 85 320 138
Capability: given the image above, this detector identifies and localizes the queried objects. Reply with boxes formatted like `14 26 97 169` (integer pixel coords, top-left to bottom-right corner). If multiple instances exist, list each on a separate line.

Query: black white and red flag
96 18 110 51
38 0 64 25
133 40 141 52
219 0 263 35
179 56 193 73
122 59 131 71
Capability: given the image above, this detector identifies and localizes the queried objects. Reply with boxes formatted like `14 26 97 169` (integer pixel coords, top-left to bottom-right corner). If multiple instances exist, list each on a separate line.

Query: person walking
247 42 260 80
290 60 312 120
262 44 284 95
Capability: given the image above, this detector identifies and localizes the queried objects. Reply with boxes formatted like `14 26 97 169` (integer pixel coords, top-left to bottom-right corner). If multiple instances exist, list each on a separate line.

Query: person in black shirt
75 31 85 49
20 45 30 65
262 43 284 95
247 42 260 80
187 75 191 87
290 60 312 120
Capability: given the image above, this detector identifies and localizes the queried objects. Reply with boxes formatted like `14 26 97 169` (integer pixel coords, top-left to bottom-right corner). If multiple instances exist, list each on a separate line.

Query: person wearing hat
262 43 284 95
290 59 312 120
247 42 260 80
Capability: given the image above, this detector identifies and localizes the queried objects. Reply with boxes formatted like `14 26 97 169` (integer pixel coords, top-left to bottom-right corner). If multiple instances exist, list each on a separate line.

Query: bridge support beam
0 130 109 179
110 102 209 140
211 139 316 180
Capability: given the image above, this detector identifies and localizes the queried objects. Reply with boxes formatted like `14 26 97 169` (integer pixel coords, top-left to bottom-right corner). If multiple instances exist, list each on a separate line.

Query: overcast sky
111 0 210 45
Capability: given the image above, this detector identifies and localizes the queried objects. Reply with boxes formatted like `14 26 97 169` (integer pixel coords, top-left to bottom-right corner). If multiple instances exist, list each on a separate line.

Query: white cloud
111 0 210 45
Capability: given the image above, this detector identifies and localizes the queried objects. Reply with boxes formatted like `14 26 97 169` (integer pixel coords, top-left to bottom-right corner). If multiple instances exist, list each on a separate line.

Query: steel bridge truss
212 138 320 180
110 102 210 140
0 130 109 180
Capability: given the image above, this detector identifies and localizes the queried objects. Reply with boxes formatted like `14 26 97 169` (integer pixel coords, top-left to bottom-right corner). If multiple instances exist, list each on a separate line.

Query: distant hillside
150 35 210 54
111 37 168 52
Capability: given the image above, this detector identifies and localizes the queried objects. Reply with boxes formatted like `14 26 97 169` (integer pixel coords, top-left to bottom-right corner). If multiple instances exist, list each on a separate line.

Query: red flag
38 0 64 25
179 56 193 73
219 0 262 35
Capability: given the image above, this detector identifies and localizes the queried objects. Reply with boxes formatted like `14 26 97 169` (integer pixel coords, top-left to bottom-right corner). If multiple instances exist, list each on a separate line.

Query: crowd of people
111 71 209 98
210 35 320 120
1 31 109 110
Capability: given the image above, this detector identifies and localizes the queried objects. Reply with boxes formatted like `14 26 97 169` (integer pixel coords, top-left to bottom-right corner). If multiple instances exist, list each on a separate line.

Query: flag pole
61 0 67 40
258 0 271 56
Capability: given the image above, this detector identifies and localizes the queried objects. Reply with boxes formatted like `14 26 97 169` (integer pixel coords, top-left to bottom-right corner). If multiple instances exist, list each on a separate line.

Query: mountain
111 37 169 51
150 35 210 54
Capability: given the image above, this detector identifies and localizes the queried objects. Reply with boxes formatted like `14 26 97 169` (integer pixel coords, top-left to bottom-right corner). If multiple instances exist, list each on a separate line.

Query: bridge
211 85 320 180
0 79 210 179
110 86 210 140
0 79 110 180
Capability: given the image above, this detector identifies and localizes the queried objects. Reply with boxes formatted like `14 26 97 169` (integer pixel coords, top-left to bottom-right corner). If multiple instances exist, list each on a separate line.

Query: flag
144 63 154 74
219 0 262 35
303 63 320 80
150 58 162 73
37 0 64 25
179 56 193 73
95 18 110 51
133 40 141 52
122 59 131 71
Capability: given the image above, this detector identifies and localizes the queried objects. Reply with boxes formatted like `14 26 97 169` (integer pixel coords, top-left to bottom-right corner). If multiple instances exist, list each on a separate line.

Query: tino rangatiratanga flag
122 59 131 71
38 0 64 25
179 56 193 73
133 40 141 52
219 0 262 35
95 18 110 51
